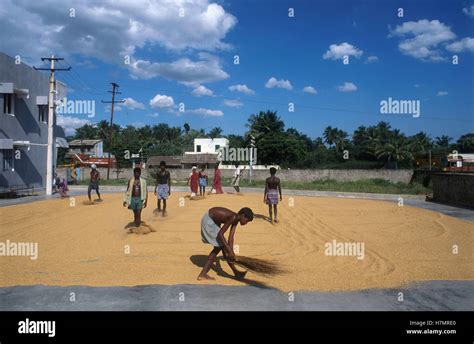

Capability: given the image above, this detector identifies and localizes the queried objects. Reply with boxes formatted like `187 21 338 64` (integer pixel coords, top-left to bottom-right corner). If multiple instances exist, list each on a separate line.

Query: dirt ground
0 192 472 291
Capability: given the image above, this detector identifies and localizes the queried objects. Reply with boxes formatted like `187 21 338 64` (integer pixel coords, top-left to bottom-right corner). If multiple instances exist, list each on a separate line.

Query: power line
119 83 474 124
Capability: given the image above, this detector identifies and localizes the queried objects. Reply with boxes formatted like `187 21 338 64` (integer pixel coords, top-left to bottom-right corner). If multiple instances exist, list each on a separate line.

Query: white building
191 138 229 154
181 138 229 169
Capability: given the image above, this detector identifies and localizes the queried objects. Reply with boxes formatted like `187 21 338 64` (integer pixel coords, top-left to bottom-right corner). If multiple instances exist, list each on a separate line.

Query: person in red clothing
210 162 223 194
188 166 199 198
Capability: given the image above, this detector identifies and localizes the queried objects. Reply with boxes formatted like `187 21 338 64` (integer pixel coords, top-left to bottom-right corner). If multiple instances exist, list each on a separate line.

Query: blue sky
2 0 473 140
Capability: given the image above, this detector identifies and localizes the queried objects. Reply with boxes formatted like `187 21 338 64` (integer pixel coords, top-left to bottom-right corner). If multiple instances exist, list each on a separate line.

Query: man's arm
278 179 282 200
123 179 130 206
217 219 236 259
167 171 171 194
263 179 268 202
227 224 237 251
144 180 148 207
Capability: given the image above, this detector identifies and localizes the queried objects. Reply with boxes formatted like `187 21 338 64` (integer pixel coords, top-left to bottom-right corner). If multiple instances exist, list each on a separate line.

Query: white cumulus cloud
303 86 317 94
149 94 174 108
122 97 145 109
0 0 236 84
365 55 379 63
188 108 223 117
463 5 474 18
389 19 456 61
57 114 90 135
223 99 243 107
446 37 474 53
265 77 293 90
337 82 358 92
228 84 255 94
192 85 214 97
323 42 363 60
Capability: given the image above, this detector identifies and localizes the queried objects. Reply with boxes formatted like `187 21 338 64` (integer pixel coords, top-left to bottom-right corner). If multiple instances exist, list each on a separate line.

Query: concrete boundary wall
59 167 414 184
432 173 474 208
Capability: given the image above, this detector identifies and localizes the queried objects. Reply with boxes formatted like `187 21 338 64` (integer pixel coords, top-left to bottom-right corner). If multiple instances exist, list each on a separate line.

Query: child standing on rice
154 161 171 217
264 167 282 223
188 166 199 198
198 166 208 197
88 164 101 202
123 167 148 227
197 207 254 281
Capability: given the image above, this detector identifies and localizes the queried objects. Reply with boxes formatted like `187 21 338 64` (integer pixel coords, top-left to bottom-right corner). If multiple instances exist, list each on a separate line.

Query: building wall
0 52 66 191
193 138 229 153
59 167 414 185
432 173 474 208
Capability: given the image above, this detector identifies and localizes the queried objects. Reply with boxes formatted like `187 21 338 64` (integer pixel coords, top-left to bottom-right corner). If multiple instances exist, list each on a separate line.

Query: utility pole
249 134 255 183
34 56 71 195
102 83 125 180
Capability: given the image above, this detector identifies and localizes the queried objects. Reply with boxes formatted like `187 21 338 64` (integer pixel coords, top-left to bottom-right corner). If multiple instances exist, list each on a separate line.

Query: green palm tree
375 139 413 169
457 133 474 152
323 126 338 146
246 110 284 135
435 135 452 148
208 127 223 138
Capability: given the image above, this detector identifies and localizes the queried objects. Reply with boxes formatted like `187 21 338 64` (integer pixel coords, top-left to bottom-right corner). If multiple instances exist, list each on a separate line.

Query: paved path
0 281 472 311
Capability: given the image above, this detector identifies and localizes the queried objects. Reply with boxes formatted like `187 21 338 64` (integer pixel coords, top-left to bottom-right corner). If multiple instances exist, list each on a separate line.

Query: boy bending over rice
197 207 254 281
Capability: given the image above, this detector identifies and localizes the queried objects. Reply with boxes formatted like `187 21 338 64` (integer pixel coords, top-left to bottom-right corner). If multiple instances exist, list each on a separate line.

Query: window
2 149 13 171
215 144 220 151
3 94 14 115
196 145 201 152
38 105 47 123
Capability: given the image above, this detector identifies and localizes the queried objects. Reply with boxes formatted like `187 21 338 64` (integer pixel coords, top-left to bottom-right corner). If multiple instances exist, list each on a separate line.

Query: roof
68 139 103 147
147 155 182 167
181 153 218 164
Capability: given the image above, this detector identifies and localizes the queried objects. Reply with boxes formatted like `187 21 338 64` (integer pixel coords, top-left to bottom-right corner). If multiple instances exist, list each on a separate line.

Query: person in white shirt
232 163 243 193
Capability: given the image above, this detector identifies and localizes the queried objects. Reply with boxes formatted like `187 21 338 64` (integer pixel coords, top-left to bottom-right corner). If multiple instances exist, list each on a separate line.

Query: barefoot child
88 164 101 202
123 167 148 227
188 166 199 198
199 166 208 197
154 161 171 216
264 167 282 223
197 207 254 281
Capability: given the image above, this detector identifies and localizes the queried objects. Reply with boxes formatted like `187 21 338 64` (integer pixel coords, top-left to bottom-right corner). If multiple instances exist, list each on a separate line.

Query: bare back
266 176 280 190
208 207 238 226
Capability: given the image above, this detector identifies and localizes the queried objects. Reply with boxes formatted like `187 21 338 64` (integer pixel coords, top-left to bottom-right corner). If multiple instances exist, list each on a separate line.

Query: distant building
181 153 219 169
181 138 229 169
192 138 229 154
147 155 182 169
68 139 104 157
0 52 68 193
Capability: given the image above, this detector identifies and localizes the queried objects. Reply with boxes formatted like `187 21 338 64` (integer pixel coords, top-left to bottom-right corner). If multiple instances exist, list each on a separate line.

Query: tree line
67 110 474 169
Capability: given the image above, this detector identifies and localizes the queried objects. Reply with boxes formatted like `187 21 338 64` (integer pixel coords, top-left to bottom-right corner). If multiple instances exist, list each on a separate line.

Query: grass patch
76 177 430 195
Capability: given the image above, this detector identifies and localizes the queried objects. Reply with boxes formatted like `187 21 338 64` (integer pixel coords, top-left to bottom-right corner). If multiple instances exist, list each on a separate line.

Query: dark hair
160 161 166 167
238 207 254 221
269 167 277 175
133 167 141 173
235 163 239 167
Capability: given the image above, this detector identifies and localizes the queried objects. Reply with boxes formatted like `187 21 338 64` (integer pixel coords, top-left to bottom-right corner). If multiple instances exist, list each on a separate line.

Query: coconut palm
375 137 413 169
